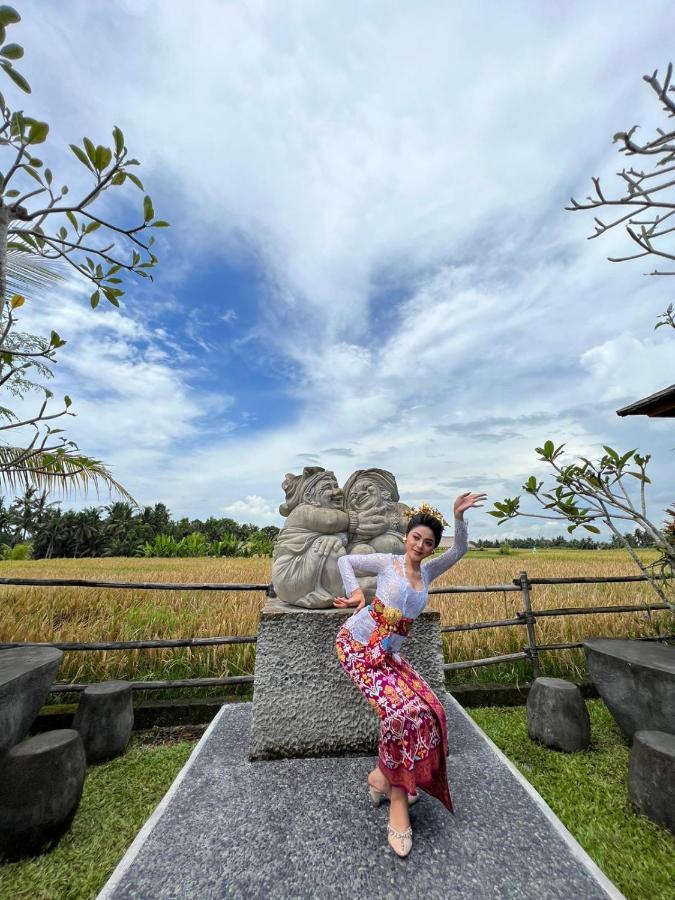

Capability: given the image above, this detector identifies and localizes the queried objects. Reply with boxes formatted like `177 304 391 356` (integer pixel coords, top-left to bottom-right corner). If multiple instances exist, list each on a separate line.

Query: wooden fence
0 572 671 692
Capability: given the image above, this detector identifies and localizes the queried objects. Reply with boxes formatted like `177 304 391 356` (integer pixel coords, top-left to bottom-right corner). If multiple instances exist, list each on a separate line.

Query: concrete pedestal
248 599 446 761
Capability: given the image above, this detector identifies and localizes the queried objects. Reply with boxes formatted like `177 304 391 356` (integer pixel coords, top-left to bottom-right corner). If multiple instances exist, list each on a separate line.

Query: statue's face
346 476 379 511
346 476 395 511
305 474 343 508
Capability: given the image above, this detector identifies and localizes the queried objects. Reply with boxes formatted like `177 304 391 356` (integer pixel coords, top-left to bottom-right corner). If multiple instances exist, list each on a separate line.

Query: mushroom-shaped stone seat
526 676 590 752
73 680 134 764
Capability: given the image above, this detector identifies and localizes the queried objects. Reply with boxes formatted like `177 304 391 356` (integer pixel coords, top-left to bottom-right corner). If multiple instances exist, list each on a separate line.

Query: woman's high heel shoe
387 823 413 858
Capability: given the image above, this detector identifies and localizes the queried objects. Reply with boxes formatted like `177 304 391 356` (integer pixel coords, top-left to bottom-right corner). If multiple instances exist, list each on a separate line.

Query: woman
333 490 486 857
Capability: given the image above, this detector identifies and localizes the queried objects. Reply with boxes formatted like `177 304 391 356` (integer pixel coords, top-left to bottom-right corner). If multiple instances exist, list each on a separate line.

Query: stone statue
271 466 407 608
342 468 409 555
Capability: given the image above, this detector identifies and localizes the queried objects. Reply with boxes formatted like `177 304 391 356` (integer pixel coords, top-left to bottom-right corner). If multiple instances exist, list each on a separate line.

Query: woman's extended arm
422 517 468 583
336 552 390 597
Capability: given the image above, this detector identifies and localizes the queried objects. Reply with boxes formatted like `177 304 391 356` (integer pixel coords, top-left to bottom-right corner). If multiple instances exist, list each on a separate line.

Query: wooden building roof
615 383 675 418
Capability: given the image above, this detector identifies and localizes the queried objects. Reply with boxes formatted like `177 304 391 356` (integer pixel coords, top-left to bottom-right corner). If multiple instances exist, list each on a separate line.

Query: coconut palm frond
0 446 137 505
6 250 66 300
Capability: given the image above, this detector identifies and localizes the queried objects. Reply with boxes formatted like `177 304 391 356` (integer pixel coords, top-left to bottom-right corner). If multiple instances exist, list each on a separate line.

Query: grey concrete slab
99 698 623 900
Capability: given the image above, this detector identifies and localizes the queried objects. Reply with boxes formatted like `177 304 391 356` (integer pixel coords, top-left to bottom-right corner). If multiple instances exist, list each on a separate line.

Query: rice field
0 550 671 690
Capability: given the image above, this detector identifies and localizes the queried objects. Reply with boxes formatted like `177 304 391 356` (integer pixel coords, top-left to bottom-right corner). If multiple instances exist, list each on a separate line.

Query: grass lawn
469 700 675 900
0 730 197 900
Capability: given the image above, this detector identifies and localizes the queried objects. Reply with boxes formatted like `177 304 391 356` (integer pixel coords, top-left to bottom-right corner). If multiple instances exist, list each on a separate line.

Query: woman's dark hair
406 513 443 548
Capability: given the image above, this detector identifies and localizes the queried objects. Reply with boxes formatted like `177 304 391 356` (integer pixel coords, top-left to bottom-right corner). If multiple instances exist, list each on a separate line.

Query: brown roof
616 383 675 418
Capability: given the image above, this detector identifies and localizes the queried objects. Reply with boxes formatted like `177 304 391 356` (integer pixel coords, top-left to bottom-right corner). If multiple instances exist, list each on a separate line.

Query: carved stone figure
272 466 404 608
342 468 408 555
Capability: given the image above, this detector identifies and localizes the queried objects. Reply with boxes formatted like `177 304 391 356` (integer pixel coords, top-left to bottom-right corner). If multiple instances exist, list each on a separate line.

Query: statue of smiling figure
272 466 388 608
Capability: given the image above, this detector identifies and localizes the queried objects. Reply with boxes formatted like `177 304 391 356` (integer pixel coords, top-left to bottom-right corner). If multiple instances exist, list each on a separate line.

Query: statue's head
342 468 400 513
279 467 343 516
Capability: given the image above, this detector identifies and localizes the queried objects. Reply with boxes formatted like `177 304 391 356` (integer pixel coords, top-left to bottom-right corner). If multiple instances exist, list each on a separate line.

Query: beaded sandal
387 823 413 857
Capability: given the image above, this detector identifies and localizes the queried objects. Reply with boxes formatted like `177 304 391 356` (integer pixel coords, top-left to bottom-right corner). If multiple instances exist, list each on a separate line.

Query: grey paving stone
99 699 623 900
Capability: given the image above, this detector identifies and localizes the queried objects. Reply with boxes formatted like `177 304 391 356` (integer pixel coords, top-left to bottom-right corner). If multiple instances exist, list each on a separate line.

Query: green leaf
143 195 154 222
23 165 42 184
151 220 169 227
106 277 122 283
567 524 576 534
95 145 112 170
112 125 124 154
84 221 101 233
63 394 72 407
487 510 504 518
0 25 5 44
0 42 22 60
83 136 97 167
126 172 143 190
44 167 52 185
66 211 78 230
49 330 66 348
0 61 29 93
90 290 100 309
70 143 92 170
582 524 600 534
26 120 48 144
9 293 23 308
0 7 21 26
111 171 125 186
3 189 18 197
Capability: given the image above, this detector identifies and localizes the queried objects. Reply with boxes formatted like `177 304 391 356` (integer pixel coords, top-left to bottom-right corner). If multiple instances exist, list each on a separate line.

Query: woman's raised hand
333 589 366 611
454 491 488 518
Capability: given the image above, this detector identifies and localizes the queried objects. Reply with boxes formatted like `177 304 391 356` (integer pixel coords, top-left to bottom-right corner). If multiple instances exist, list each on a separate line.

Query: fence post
518 570 541 680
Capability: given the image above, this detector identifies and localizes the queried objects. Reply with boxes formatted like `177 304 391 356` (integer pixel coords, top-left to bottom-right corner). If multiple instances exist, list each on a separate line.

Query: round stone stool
73 680 134 764
628 730 675 833
526 676 590 752
0 729 86 859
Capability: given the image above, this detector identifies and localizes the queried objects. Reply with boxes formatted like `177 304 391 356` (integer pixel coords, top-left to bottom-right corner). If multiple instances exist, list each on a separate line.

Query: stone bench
526 677 590 752
73 680 134 764
0 729 86 859
583 639 675 742
628 730 675 833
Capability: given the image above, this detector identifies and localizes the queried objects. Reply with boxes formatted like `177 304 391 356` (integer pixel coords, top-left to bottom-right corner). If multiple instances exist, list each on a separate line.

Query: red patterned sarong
336 623 453 813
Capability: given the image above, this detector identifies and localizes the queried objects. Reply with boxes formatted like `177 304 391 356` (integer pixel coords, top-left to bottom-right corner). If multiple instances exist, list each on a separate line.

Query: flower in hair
404 502 449 526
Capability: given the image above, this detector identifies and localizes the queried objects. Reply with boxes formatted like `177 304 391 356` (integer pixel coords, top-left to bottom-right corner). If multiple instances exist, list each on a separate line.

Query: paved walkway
98 698 623 900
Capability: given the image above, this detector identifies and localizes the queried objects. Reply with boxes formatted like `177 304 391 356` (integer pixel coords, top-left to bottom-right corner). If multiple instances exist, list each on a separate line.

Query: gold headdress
404 502 449 527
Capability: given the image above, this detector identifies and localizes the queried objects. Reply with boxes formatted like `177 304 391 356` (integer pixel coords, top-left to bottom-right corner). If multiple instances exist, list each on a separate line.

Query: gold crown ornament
404 502 449 527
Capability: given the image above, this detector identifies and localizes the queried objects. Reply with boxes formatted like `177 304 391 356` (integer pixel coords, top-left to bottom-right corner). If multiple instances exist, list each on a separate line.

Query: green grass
469 700 675 900
0 733 195 900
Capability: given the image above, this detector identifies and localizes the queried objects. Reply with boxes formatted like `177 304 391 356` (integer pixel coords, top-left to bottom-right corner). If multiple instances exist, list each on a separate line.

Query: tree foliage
0 6 166 498
568 62 675 330
490 441 674 609
0 492 279 559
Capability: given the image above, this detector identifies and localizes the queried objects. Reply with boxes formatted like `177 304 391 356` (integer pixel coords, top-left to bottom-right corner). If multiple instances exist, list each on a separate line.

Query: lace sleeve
337 553 391 596
422 517 468 584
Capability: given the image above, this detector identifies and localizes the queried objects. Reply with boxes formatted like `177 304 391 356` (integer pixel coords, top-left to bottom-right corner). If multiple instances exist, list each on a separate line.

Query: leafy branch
567 62 675 329
489 440 674 610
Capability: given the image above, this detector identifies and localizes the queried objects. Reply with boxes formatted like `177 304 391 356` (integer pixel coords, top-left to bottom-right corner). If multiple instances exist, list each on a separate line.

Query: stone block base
248 599 446 761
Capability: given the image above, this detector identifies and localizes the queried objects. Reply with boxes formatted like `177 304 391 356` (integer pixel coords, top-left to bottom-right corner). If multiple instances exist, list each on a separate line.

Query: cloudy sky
8 1 674 536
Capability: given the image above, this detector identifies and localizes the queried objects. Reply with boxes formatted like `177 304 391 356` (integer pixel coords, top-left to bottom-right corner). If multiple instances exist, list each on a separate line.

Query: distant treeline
0 490 279 559
471 532 656 550
0 489 659 560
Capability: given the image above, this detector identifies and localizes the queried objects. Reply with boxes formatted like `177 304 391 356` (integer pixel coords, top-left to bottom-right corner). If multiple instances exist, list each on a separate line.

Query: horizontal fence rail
0 570 671 691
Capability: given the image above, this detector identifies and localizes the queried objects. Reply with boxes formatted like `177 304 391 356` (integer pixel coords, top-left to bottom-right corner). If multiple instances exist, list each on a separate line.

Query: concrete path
98 698 623 900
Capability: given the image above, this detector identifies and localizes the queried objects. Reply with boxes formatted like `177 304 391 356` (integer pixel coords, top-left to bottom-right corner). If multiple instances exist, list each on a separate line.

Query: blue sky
8 1 674 537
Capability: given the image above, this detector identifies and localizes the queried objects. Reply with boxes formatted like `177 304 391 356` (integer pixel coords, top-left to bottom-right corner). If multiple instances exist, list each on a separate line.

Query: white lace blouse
337 517 469 655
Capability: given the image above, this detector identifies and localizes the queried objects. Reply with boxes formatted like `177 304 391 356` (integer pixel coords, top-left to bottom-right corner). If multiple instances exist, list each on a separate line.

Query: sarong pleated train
336 624 453 813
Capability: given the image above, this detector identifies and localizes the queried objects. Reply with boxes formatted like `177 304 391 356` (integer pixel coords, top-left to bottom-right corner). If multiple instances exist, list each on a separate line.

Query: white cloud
222 495 279 525
7 1 673 535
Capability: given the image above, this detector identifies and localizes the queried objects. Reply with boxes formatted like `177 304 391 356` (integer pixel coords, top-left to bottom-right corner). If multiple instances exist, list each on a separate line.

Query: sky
6 0 674 538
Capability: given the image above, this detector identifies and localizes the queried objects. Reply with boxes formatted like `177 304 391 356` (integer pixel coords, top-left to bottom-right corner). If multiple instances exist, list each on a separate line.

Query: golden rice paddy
0 550 671 688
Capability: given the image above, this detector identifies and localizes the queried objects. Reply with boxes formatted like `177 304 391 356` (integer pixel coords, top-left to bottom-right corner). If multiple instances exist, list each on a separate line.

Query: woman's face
405 525 436 562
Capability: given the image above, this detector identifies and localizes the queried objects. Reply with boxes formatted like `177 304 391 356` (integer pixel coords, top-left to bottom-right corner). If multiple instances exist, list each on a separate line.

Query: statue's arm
296 506 349 533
